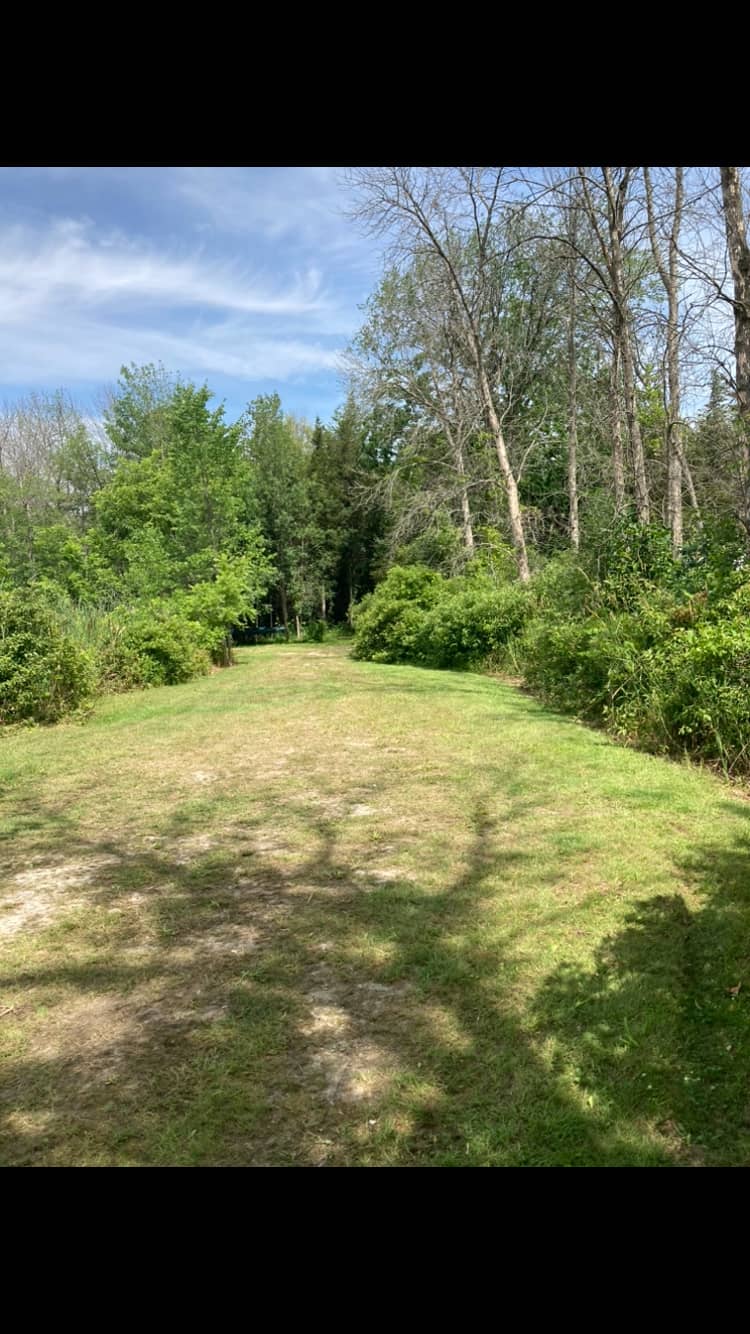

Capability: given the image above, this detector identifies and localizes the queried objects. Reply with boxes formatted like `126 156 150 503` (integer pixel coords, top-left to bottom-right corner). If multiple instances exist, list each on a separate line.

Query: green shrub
304 619 327 643
350 547 750 777
0 590 94 723
175 552 273 667
611 618 750 770
594 519 679 610
518 591 673 719
417 582 531 669
351 565 445 663
118 602 211 686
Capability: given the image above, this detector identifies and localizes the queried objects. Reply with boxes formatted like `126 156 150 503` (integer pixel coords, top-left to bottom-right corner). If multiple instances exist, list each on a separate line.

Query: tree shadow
4 666 750 1165
0 773 665 1167
532 802 750 1165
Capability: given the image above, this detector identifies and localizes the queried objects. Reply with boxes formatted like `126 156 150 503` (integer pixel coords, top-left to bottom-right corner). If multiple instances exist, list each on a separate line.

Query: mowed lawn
2 644 750 1167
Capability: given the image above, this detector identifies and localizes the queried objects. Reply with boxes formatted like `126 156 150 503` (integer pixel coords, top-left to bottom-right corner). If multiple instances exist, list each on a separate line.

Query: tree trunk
720 167 750 531
676 439 701 522
566 233 580 550
601 168 650 523
666 319 683 552
321 588 327 620
618 318 650 523
279 585 288 632
645 167 684 553
477 365 530 581
610 345 626 513
445 421 475 554
295 614 301 640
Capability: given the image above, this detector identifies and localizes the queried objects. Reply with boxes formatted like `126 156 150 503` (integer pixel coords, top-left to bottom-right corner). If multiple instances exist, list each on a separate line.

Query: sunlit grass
1 643 750 1165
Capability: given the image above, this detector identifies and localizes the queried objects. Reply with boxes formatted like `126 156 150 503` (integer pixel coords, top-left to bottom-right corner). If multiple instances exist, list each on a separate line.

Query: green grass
2 643 750 1166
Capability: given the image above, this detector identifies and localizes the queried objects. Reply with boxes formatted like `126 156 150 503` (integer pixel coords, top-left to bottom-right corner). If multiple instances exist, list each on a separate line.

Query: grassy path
2 644 750 1166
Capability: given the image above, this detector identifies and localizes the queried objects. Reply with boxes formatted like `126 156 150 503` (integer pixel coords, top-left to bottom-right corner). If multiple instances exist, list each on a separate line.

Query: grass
2 642 750 1166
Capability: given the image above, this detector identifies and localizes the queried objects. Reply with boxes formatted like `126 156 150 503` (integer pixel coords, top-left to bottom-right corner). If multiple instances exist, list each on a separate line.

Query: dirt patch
172 834 216 865
353 867 418 885
300 967 410 1106
17 987 231 1095
0 856 121 939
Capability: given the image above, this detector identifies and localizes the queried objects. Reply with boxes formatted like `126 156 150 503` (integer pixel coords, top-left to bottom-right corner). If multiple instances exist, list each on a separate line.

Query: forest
2 166 750 776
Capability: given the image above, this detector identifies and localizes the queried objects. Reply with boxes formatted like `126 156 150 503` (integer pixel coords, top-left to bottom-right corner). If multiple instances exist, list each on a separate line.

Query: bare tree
719 167 750 531
575 168 651 523
348 259 482 559
644 167 686 551
565 180 580 548
347 168 530 579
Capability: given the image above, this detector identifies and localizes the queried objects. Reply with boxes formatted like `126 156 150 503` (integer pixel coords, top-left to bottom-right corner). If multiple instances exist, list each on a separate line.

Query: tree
242 394 314 632
575 168 651 523
719 168 750 533
347 168 532 579
103 362 179 461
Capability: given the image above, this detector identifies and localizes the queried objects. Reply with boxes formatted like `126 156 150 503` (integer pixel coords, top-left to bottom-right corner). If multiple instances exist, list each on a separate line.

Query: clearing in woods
1 643 750 1166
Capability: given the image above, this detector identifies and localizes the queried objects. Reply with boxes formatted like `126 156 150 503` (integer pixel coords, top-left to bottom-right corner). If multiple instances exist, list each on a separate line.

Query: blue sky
0 166 384 425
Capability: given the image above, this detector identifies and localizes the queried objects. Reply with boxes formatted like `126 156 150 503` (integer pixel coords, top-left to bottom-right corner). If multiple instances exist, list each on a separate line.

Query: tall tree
644 166 686 551
243 394 312 632
348 168 531 579
719 167 750 533
576 167 651 523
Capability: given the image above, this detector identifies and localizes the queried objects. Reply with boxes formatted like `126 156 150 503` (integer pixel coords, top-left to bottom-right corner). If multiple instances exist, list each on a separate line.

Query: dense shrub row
0 551 271 725
351 521 750 776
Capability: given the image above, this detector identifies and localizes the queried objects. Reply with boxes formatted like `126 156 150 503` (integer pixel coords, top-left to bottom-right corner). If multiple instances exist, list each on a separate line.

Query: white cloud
0 311 343 386
0 217 330 322
172 167 379 273
0 171 376 402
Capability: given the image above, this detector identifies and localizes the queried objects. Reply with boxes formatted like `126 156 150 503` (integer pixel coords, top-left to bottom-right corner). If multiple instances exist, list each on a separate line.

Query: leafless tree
347 168 531 579
719 167 750 531
575 168 651 523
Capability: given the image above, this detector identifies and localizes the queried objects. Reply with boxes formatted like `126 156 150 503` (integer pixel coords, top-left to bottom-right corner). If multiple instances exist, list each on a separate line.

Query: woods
2 165 750 770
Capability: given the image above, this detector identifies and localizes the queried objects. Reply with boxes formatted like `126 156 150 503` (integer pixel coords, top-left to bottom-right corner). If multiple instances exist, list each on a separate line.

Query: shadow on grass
532 802 750 1166
3 696 750 1165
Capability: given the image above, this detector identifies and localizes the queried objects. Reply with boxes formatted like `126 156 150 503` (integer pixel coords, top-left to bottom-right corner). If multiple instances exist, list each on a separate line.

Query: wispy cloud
0 167 380 418
174 167 348 243
0 218 329 321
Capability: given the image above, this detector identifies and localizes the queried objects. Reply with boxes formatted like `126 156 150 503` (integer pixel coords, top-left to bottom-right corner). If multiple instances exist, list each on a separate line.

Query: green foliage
351 565 444 662
392 512 467 576
352 564 531 670
592 518 680 610
118 603 211 687
104 362 179 460
517 564 750 774
175 548 274 665
352 539 750 776
304 619 327 643
0 590 94 723
417 580 531 669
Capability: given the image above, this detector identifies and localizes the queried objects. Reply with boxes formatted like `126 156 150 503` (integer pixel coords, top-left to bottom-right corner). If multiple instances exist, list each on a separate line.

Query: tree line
345 166 750 576
0 367 388 634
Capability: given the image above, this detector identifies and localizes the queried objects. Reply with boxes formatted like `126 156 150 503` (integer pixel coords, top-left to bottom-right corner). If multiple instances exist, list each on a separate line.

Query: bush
351 565 445 663
304 619 327 643
0 590 94 723
118 602 211 686
417 582 531 669
611 617 750 770
348 534 750 777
